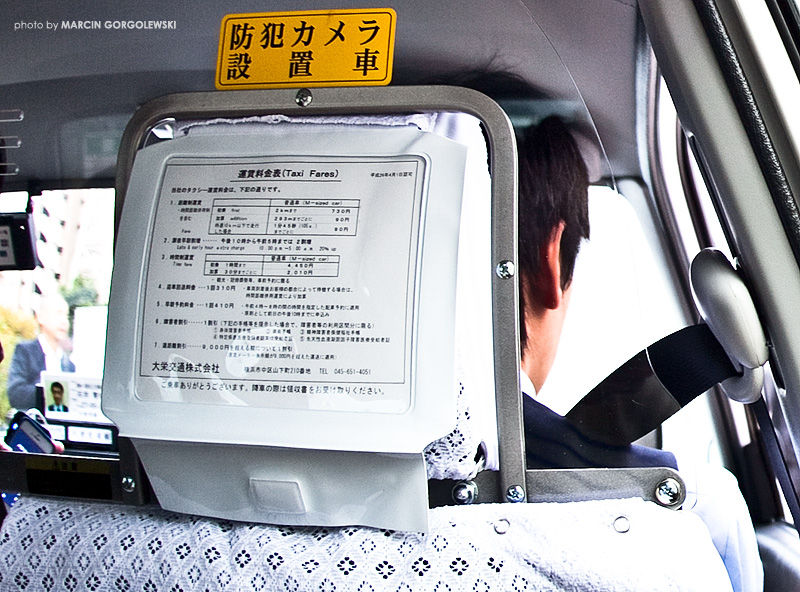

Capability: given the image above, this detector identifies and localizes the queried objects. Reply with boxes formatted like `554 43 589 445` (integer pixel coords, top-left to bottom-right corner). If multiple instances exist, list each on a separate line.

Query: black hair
518 115 590 353
416 71 590 356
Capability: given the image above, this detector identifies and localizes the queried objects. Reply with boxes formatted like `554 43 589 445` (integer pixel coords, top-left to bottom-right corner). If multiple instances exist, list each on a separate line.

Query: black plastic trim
764 0 800 81
692 0 800 267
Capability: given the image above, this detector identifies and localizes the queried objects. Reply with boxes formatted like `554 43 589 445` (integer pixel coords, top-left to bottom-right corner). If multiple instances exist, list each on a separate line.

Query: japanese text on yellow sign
216 9 396 89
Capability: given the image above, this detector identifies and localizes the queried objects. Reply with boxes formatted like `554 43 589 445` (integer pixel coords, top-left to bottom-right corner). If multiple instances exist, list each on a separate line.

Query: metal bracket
525 466 686 509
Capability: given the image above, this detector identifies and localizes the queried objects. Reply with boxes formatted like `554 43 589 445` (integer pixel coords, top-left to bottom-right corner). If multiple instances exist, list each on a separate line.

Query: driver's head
518 116 590 391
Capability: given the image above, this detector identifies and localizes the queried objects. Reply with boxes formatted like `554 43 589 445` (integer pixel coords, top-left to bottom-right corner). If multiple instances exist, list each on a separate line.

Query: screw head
655 477 682 507
121 476 136 493
452 481 477 505
495 260 515 279
295 88 313 107
506 485 525 503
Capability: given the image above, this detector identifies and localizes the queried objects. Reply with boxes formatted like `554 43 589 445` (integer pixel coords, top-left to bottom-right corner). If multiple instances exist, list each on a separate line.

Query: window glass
0 188 114 427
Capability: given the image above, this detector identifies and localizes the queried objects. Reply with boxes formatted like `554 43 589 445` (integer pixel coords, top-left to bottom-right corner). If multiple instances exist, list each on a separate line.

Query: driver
518 114 762 592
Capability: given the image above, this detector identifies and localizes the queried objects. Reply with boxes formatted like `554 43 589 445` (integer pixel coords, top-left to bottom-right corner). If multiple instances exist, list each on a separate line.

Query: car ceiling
0 0 642 192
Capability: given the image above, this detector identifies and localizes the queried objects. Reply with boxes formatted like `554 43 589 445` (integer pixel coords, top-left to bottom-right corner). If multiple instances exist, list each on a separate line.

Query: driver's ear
531 221 566 310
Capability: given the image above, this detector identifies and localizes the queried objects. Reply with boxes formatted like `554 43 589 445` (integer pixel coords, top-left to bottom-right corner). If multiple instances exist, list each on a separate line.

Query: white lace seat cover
0 495 733 591
423 381 482 480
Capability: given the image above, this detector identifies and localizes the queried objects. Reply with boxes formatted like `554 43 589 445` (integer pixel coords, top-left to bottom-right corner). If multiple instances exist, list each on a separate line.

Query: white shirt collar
520 370 537 400
38 335 64 371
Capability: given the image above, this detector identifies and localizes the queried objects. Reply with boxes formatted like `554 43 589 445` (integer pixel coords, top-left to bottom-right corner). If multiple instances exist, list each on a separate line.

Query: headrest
2 494 734 591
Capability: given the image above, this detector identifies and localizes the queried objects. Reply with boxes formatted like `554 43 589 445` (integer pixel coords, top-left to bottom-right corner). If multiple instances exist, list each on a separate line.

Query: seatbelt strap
566 323 740 446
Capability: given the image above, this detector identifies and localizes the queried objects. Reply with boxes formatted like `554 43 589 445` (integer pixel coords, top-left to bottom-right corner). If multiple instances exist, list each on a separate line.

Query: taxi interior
3 0 800 589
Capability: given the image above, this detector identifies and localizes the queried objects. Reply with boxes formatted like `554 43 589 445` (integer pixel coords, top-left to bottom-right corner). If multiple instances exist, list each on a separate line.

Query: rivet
655 477 682 507
494 518 510 534
613 516 630 533
121 476 136 493
495 260 515 279
451 481 477 505
506 485 525 503
295 88 313 107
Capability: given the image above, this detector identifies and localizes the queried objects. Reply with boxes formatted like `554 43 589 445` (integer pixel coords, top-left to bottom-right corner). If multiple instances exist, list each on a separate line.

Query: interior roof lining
0 0 643 190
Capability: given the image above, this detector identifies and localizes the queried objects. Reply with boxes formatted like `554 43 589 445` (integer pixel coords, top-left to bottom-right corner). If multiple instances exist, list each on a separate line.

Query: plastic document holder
103 94 484 533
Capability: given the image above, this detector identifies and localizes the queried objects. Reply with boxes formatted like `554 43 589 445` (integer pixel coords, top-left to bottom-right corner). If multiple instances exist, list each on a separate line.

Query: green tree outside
61 274 100 335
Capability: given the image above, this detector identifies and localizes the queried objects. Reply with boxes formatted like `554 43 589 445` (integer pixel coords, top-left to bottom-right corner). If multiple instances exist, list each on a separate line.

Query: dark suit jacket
523 395 677 470
7 339 75 411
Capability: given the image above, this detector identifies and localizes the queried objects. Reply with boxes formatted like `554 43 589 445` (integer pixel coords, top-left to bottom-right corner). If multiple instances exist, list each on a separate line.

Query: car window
0 188 114 427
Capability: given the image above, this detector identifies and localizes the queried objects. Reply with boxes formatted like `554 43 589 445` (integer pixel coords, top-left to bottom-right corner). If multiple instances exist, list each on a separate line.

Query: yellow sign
216 9 396 90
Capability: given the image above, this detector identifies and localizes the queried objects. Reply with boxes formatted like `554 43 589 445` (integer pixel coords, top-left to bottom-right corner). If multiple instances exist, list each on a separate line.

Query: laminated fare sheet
108 121 469 455
141 155 422 413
